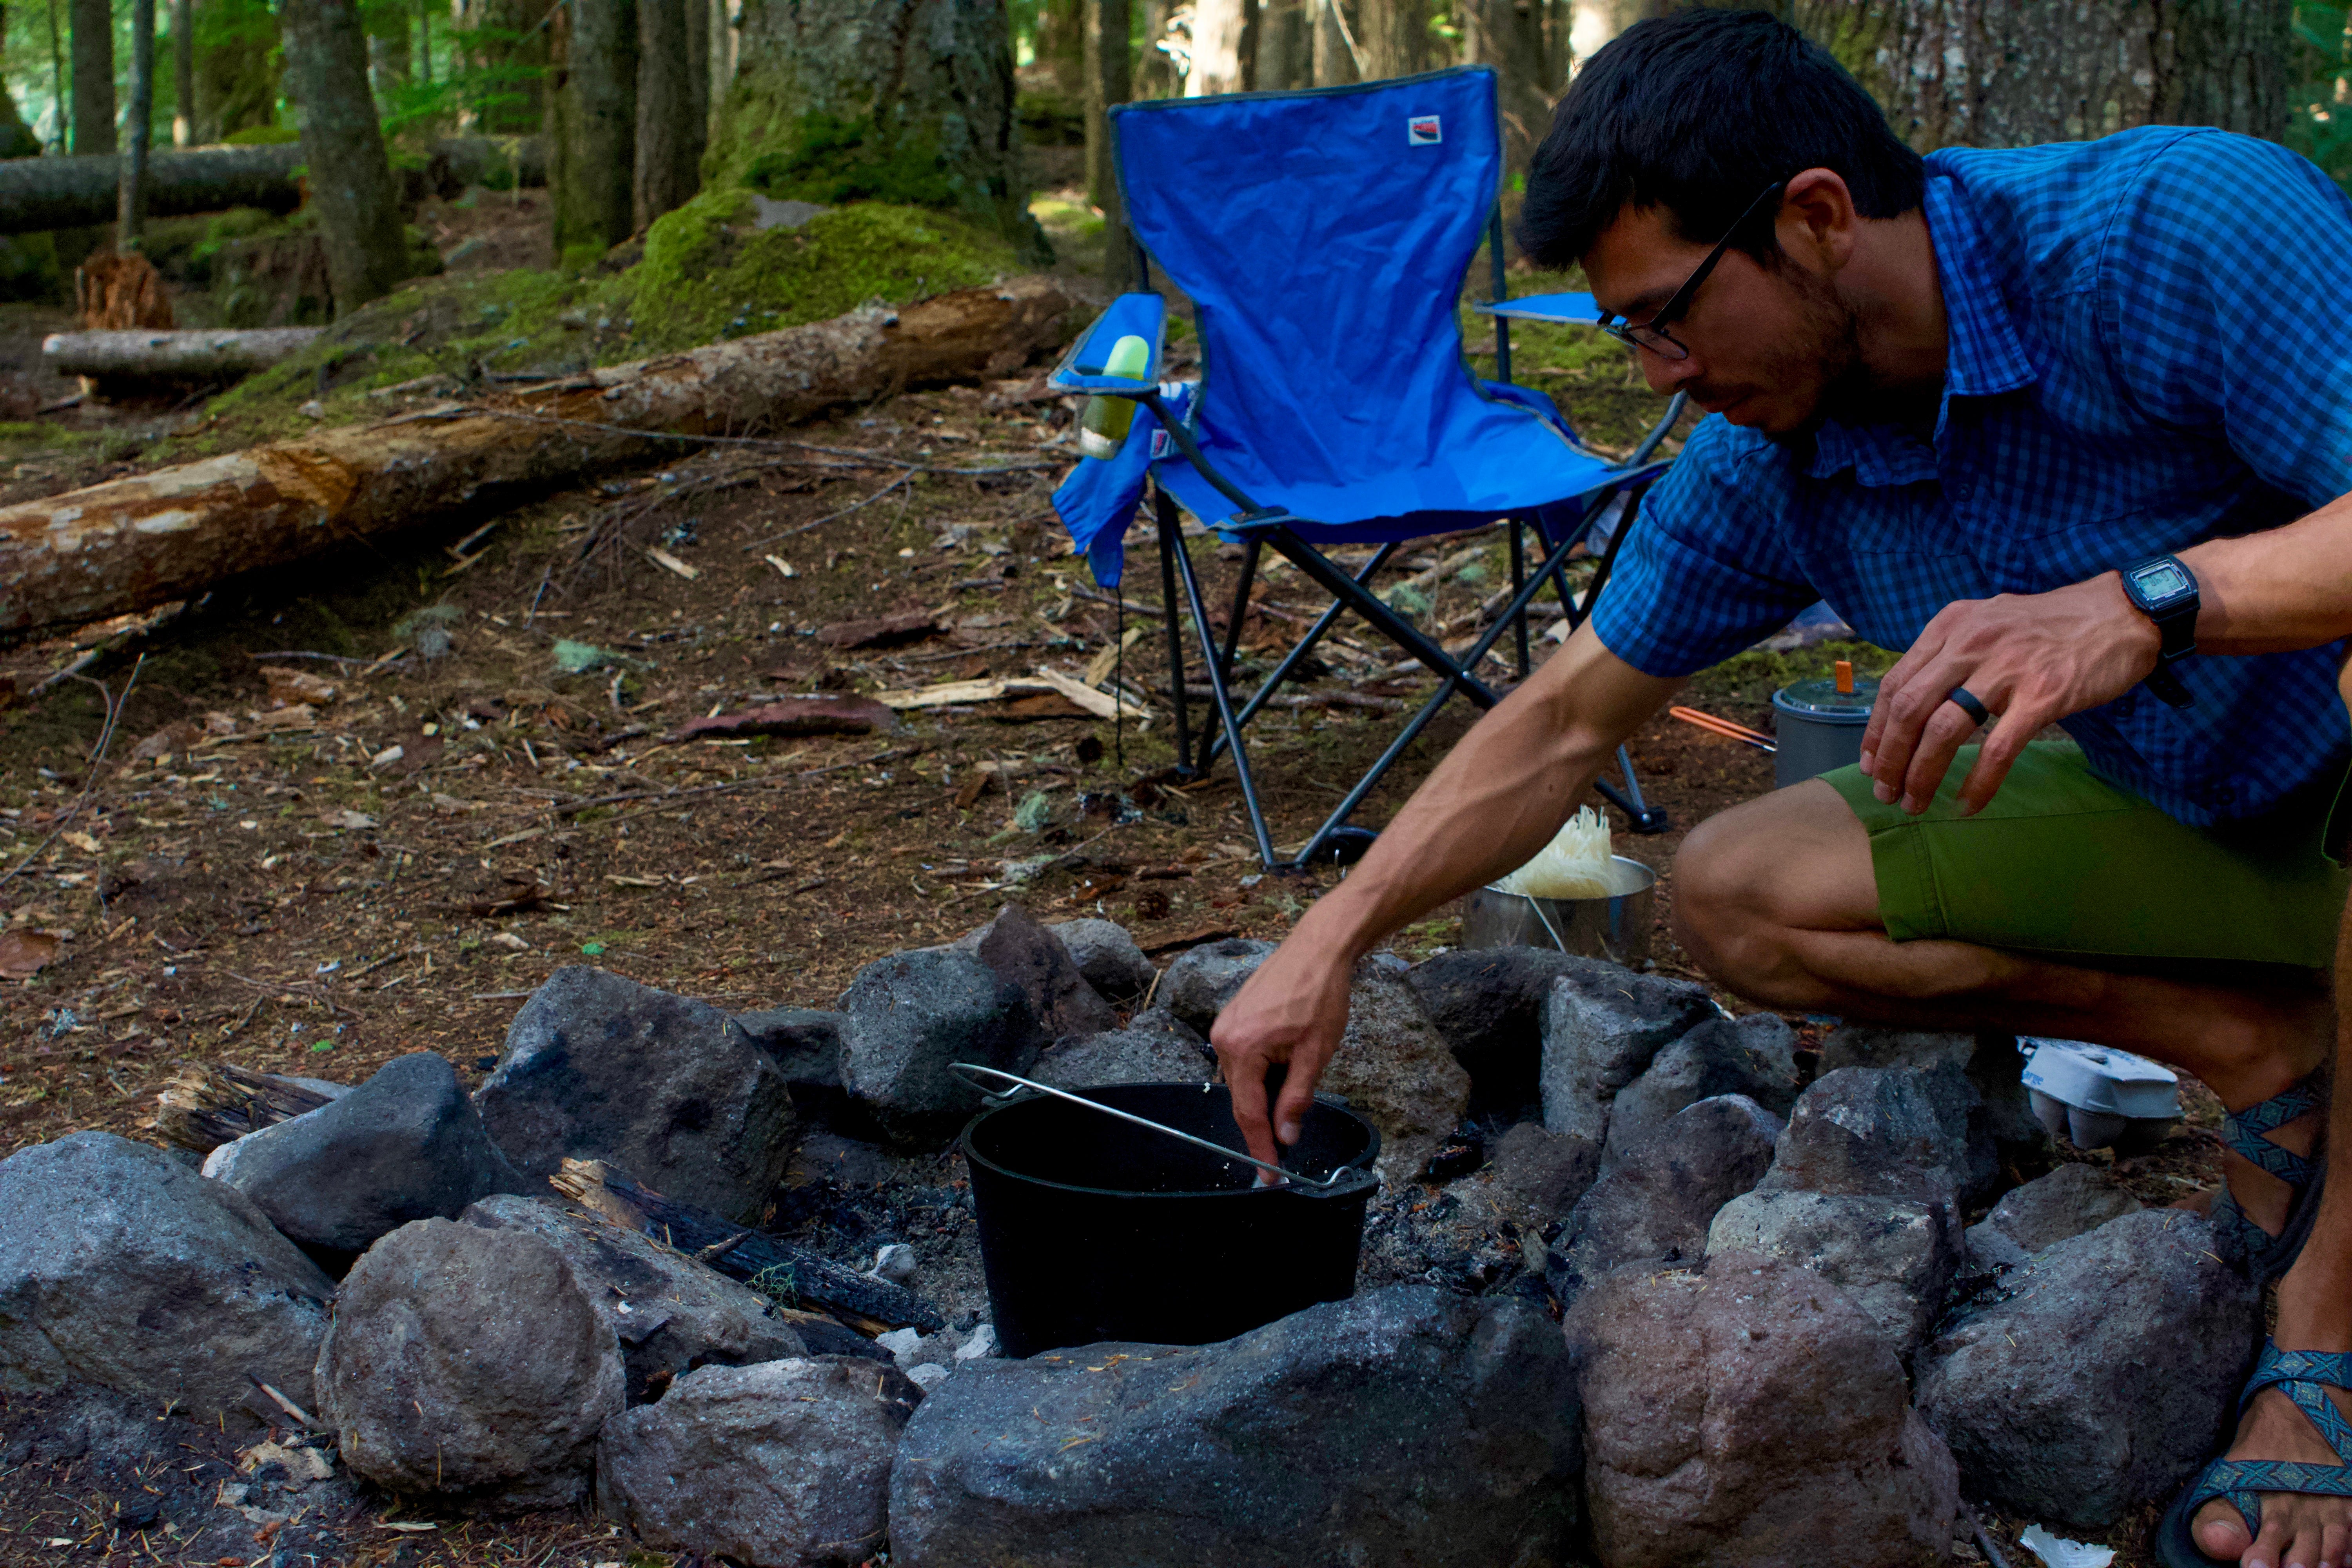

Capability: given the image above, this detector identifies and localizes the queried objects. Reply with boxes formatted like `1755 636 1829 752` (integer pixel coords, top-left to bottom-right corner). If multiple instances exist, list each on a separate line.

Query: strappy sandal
2209 1073 2326 1284
2157 1341 2352 1567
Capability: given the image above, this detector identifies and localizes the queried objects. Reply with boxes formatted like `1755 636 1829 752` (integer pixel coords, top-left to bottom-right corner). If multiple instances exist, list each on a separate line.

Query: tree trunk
1187 0 1250 93
634 0 698 230
551 1159 943 1332
70 0 114 155
0 142 304 234
0 273 1077 634
552 0 636 259
1084 0 1131 283
0 6 44 158
369 4 410 99
280 0 411 315
118 0 154 247
452 0 546 134
169 0 191 144
1311 0 1363 85
1355 0 1426 79
1135 0 1180 96
1806 0 2296 150
1038 0 1086 97
1462 0 1551 174
44 325 325 378
192 0 283 142
710 0 1044 260
1256 0 1306 89
684 0 710 136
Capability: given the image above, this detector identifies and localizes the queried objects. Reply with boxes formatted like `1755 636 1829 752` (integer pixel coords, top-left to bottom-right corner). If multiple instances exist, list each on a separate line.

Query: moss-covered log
0 274 1075 634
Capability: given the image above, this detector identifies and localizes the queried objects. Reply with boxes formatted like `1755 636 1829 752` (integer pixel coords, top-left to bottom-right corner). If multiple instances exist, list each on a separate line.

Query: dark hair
1516 9 1925 270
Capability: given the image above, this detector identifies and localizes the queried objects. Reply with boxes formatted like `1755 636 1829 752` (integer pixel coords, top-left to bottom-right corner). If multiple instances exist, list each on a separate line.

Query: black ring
1947 686 1991 726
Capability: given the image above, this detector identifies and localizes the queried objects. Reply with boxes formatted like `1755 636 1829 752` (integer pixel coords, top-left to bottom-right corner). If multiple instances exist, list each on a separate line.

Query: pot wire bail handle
946 1062 1351 1190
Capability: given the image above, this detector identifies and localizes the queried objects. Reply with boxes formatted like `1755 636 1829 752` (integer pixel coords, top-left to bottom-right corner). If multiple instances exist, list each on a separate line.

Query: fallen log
0 274 1076 635
42 327 327 380
152 1062 338 1152
552 1158 945 1334
0 143 306 234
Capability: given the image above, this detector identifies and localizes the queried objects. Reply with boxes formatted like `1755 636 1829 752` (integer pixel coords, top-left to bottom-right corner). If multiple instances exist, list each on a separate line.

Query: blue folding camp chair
1052 65 1686 871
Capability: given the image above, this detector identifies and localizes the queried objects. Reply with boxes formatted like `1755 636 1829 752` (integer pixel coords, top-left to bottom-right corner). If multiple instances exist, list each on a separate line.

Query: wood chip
645 545 701 581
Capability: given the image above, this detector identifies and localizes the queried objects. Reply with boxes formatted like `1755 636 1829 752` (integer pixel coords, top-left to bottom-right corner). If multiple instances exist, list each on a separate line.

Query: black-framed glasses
1597 182 1786 361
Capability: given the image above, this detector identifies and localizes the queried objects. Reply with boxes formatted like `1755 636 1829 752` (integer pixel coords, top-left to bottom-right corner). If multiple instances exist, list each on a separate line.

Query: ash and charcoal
0 902 2260 1568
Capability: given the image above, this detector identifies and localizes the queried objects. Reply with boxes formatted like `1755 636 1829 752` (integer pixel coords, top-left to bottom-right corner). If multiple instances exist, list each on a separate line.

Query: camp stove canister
1771 664 1879 788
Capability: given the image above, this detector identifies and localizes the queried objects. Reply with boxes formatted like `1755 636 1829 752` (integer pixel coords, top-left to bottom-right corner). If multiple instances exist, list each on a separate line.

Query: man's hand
1857 571 2163 815
1211 933 1357 1171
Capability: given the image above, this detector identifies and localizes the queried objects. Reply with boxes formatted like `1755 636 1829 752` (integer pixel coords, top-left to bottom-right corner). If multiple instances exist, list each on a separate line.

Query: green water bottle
1078 334 1152 459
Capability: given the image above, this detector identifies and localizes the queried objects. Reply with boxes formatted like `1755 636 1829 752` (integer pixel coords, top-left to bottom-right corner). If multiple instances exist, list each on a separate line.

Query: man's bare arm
1210 624 1684 1168
1859 490 2352 816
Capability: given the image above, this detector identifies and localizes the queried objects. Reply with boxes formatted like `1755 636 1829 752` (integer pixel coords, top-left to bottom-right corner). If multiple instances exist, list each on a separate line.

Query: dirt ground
0 173 2235 1568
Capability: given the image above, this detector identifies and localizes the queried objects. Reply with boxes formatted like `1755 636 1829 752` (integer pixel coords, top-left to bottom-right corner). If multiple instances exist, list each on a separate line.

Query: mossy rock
624 192 1019 355
0 232 62 303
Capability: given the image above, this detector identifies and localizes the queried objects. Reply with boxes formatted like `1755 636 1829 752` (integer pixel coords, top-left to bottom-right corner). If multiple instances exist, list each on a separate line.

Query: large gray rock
315 1218 624 1508
836 948 1038 1143
1486 1120 1600 1223
732 1007 846 1091
1154 937 1275 1037
1323 962 1473 1187
1915 1209 2259 1530
1571 1257 1958 1568
1602 1014 1799 1171
1539 967 1718 1145
207 1052 528 1261
1547 1095 1782 1303
598 1357 923 1567
957 904 1119 1043
1706 1189 1959 1355
1405 947 1617 1114
1046 916 1157 1002
0 1132 335 1427
475 967 797 1221
890 1285 1579 1567
1758 1066 1968 1229
1819 1027 2047 1196
1977 1162 2143 1254
1032 1011 1210 1090
459 1194 845 1403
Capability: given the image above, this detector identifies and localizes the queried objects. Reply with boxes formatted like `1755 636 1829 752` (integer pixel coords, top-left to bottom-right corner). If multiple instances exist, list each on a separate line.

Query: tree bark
0 274 1077 634
684 0 709 137
1187 0 1251 93
69 0 114 155
1311 0 1363 85
1085 0 1132 283
43 325 325 378
713 0 1042 259
1136 0 1180 96
1806 0 2296 150
192 0 280 142
634 0 699 231
1354 0 1426 79
0 142 303 233
281 0 411 315
551 1159 944 1333
1462 0 1552 174
1039 0 1086 96
1256 0 1306 89
552 0 636 258
118 0 154 246
169 0 191 144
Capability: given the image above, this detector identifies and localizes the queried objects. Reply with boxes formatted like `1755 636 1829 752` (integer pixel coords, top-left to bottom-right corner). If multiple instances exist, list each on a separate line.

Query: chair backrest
1111 68 1502 488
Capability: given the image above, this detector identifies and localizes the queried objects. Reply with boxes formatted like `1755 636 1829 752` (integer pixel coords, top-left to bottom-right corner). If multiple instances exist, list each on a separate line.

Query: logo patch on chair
1149 428 1173 459
1406 115 1442 146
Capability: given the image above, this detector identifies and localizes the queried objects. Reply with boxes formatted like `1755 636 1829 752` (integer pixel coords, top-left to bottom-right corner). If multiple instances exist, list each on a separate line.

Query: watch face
2130 559 2194 603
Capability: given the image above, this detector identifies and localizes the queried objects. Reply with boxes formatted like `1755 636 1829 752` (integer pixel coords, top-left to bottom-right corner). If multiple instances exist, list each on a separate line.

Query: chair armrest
1049 292 1167 395
1472 291 1602 326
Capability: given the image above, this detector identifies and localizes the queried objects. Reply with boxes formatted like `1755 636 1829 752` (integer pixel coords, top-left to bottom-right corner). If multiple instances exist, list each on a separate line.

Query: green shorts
1820 742 2349 969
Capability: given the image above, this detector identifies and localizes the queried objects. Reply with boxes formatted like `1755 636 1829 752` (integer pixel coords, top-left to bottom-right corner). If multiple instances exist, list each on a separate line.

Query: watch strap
2145 660 2194 709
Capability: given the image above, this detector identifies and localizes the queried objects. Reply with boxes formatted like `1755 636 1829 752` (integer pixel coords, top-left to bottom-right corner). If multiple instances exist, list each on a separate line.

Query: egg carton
2018 1036 2182 1154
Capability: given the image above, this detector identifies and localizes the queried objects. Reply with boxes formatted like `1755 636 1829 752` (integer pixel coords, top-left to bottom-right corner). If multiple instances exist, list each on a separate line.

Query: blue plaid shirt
1592 127 2352 827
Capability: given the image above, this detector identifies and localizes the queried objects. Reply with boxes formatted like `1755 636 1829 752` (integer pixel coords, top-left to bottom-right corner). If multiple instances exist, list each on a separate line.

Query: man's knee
1670 781 1878 968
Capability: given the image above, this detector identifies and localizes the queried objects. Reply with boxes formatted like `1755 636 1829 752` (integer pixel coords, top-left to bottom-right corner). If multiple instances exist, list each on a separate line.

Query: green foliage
624 192 1017 354
0 232 61 303
223 124 301 146
742 112 960 208
2290 3 2352 194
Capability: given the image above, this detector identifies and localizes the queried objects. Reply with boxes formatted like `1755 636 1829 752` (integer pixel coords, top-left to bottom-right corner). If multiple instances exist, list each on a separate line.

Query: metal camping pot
1771 671 1880 787
1460 854 1657 965
955 1069 1381 1358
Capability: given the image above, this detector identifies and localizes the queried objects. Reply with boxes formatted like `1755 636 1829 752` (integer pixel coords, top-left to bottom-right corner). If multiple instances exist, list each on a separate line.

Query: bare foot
2190 1381 2352 1568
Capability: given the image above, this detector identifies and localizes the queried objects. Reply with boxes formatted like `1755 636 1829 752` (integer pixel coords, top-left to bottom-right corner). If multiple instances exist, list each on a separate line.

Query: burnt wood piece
152 1062 337 1153
551 1158 945 1334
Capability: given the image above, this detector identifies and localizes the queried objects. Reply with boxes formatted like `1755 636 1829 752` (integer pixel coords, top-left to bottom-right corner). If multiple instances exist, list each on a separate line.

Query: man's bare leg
1670 780 2330 1239
2189 898 2352 1568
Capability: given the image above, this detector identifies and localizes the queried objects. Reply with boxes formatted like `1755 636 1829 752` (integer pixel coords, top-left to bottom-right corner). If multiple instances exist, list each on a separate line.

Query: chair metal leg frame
1195 537 1263 774
1198 541 1404 774
1153 487 1194 772
1163 512 1281 867
1509 521 1531 679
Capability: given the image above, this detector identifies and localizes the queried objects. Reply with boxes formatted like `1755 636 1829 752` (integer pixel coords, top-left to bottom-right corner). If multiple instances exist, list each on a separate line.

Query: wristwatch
2118 555 2198 709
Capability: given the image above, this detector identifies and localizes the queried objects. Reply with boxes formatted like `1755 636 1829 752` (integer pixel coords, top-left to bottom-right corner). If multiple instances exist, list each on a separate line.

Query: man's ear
1777 167 1859 274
